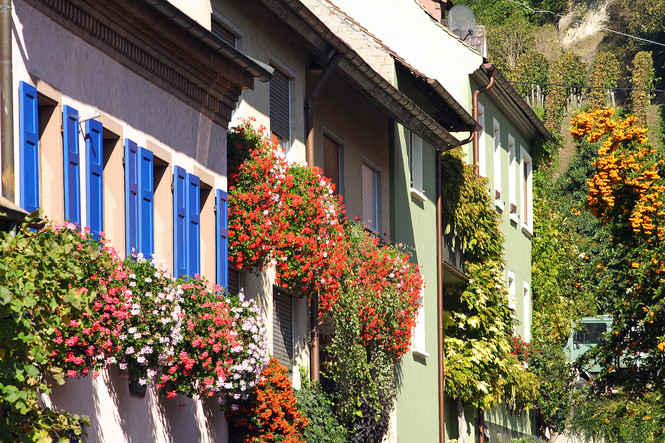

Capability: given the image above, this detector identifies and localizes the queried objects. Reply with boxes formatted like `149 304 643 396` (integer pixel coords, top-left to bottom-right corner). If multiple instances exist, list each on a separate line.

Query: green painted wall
391 119 442 442
463 86 534 344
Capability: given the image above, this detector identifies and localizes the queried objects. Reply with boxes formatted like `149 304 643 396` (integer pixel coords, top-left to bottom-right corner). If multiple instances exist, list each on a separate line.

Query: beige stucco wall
213 0 308 166
313 71 391 238
11 2 232 440
169 0 212 29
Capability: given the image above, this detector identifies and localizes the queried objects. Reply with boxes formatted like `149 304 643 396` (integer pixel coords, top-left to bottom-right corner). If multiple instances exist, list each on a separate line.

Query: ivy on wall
440 149 538 421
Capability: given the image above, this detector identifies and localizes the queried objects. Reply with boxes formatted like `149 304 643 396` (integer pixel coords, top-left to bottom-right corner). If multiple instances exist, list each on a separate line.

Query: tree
630 51 655 125
588 52 620 110
570 108 665 396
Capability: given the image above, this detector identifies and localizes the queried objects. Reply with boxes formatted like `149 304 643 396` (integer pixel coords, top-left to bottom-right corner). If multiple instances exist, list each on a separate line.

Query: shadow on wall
48 365 231 442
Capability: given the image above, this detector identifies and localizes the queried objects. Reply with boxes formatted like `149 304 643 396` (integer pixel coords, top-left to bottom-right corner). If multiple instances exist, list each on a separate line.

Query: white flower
145 277 152 283
128 327 137 334
126 347 135 355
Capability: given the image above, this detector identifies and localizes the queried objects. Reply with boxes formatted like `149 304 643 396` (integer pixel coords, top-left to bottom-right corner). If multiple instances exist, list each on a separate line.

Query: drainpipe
304 51 341 382
0 0 13 202
436 146 446 442
472 63 496 174
304 51 342 167
472 63 495 443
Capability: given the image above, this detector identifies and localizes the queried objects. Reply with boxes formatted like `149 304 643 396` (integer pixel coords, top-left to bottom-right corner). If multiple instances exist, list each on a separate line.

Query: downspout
305 51 342 167
436 146 446 442
304 51 341 382
1 0 13 202
472 63 496 173
472 63 495 443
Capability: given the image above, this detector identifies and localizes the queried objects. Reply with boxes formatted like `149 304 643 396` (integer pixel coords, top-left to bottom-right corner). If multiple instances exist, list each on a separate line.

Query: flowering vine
228 119 348 311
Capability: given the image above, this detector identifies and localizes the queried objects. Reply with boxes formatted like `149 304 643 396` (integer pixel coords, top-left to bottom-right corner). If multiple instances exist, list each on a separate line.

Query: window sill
410 188 426 202
509 212 519 224
412 348 430 359
521 224 533 238
495 199 504 211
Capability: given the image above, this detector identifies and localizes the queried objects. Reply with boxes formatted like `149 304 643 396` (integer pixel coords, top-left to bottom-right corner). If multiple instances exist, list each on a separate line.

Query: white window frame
361 161 381 233
508 134 518 223
412 280 428 358
507 270 516 321
520 146 533 235
523 281 531 343
408 129 426 202
493 118 503 210
477 103 486 177
322 130 345 197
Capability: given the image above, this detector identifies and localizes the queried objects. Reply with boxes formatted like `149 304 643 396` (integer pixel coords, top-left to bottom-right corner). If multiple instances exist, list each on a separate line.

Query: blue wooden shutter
173 166 187 278
63 105 80 225
216 189 228 289
85 119 104 238
19 82 39 212
125 139 139 255
186 173 201 276
138 147 154 257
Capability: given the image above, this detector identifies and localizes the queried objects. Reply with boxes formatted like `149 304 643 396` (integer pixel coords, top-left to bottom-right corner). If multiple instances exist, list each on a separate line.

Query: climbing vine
228 120 423 442
440 148 538 413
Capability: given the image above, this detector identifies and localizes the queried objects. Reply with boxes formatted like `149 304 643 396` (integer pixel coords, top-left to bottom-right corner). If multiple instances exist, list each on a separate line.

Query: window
412 280 428 358
492 118 502 209
273 287 294 368
19 81 40 213
173 166 200 278
362 163 380 233
523 282 531 342
211 18 237 48
408 130 425 200
323 134 343 195
507 270 516 321
63 105 81 225
85 119 104 238
270 66 290 151
508 134 518 223
125 139 154 257
477 102 486 177
37 86 63 221
216 189 229 290
521 147 533 234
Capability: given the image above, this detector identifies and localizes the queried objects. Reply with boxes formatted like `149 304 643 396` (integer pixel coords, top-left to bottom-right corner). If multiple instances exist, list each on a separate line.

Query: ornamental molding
27 0 250 127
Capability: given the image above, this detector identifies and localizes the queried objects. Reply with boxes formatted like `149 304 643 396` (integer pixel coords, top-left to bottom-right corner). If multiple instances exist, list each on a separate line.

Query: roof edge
472 65 552 142
143 0 274 83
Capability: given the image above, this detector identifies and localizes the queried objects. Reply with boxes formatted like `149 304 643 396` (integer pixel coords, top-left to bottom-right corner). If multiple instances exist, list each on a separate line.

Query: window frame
508 134 518 224
492 118 503 211
408 129 425 201
477 102 486 177
361 161 381 234
411 280 428 358
272 286 294 368
523 281 532 343
269 61 293 153
520 146 533 235
323 132 344 196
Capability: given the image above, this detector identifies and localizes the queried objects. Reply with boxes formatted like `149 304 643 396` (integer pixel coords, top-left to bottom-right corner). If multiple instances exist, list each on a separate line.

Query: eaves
471 65 552 144
257 0 465 150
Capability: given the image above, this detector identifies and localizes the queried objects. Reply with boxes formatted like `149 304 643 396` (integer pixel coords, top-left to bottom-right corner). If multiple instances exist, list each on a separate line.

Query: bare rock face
559 0 613 52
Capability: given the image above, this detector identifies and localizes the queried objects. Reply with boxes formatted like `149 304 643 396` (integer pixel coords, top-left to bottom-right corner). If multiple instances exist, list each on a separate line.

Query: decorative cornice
27 0 251 127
